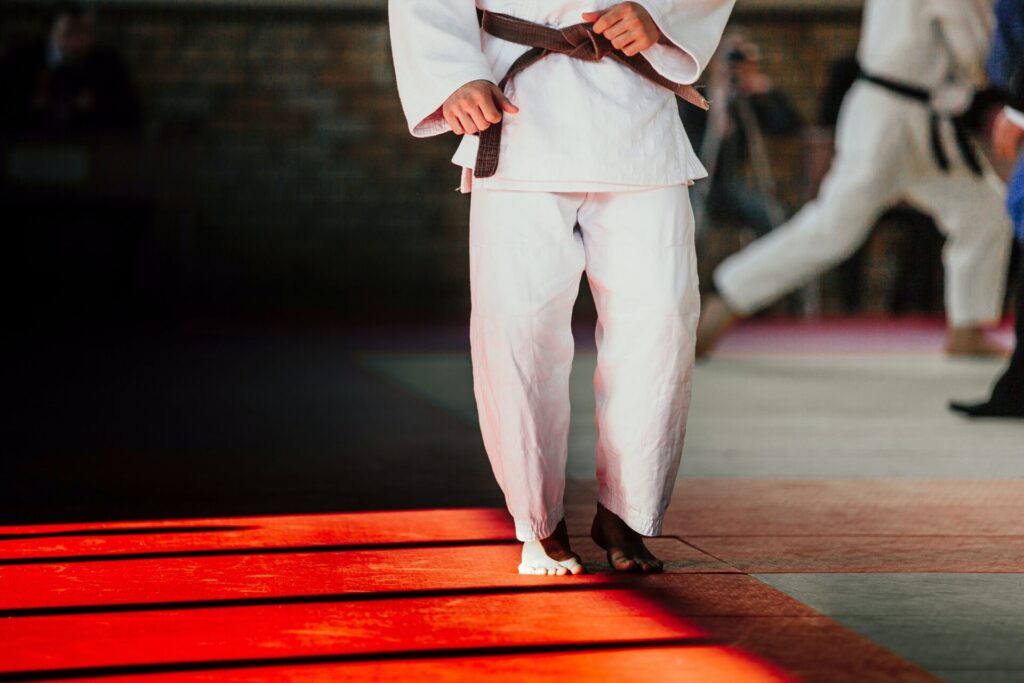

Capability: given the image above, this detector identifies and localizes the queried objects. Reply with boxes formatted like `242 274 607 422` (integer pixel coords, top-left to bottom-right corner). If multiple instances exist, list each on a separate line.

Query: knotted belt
859 71 983 177
474 11 710 179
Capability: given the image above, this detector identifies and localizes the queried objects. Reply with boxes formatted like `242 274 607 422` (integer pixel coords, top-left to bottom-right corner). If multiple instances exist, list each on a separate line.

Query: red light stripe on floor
0 509 515 561
0 509 938 681
0 545 619 613
65 646 795 683
0 591 703 675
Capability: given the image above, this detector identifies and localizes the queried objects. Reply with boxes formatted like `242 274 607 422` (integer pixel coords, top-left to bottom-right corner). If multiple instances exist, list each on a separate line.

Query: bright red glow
0 508 515 561
0 509 793 682
0 545 622 611
83 648 787 682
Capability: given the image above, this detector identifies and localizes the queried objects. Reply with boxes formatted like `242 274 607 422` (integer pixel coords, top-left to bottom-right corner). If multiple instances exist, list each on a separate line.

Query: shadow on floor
1 322 501 524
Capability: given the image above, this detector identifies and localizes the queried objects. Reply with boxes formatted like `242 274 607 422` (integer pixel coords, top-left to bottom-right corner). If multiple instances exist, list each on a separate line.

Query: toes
636 554 664 573
519 541 587 577
610 551 639 572
562 557 585 575
524 564 580 577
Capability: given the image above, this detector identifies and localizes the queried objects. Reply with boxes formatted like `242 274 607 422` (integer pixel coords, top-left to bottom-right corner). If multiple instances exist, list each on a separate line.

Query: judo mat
1 509 930 682
2 318 1021 682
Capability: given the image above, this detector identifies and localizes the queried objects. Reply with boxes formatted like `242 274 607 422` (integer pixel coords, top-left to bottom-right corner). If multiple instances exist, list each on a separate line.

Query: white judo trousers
715 83 1012 326
469 185 699 542
389 0 734 545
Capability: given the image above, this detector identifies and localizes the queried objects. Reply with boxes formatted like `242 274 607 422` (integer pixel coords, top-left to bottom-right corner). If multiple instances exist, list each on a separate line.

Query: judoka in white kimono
707 0 1012 352
390 1 734 572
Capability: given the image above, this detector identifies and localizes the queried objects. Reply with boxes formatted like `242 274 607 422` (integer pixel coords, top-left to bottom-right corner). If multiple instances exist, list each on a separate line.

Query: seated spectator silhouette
0 1 141 134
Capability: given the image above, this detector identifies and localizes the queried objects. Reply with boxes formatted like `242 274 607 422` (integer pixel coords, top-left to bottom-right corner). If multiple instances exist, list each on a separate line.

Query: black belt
859 72 983 176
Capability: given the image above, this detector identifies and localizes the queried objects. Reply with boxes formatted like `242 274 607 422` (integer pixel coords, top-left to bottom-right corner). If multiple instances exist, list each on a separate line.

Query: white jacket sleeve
389 1 497 137
927 0 993 86
634 0 737 85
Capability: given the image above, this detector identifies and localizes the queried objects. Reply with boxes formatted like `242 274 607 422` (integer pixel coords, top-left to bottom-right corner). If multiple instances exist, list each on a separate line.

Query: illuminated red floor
0 508 937 682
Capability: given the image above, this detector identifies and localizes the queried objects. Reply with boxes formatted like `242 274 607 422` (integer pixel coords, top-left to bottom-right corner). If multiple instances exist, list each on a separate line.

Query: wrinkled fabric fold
474 11 708 179
389 0 735 191
470 186 699 541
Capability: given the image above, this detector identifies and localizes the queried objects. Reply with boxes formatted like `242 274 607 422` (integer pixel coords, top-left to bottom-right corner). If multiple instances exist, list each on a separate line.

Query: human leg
469 187 586 574
576 185 699 571
713 149 904 316
904 170 1013 355
700 90 914 354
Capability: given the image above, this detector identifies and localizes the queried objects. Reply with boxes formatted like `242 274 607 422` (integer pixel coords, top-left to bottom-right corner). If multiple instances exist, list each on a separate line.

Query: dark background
1 1 962 526
0 1 872 323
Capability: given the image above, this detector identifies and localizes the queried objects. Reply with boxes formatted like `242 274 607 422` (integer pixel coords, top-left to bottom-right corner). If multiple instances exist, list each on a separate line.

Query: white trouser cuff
598 493 664 537
947 309 1005 329
513 504 565 542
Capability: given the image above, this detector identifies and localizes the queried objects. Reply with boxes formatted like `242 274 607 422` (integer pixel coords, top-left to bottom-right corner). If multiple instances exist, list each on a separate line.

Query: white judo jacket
859 0 993 109
389 1 735 192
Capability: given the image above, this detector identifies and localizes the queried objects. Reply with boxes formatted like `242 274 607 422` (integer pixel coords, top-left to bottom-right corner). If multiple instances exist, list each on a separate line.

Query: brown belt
474 10 709 179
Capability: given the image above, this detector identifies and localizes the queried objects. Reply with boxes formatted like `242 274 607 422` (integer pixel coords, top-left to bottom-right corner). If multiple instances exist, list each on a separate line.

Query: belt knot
474 11 709 179
560 24 613 61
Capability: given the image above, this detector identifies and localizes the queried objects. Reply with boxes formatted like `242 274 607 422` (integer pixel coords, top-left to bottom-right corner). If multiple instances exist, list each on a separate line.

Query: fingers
586 3 660 53
1003 125 1022 160
448 107 481 135
991 112 1021 161
610 29 652 54
442 81 518 136
455 111 477 135
464 105 487 133
491 85 520 114
999 136 1019 161
446 112 465 136
590 4 626 34
475 90 502 125
602 15 633 41
619 40 642 57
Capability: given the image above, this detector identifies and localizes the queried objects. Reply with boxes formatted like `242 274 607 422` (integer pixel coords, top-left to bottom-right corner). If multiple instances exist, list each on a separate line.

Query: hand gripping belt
474 11 710 179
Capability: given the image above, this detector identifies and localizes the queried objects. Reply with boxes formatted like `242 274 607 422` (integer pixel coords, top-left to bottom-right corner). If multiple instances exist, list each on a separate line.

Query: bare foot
945 326 1008 358
518 520 586 576
590 504 663 573
695 294 739 359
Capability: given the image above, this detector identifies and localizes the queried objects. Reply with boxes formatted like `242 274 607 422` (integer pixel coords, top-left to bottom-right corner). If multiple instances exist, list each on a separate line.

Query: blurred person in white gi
390 0 734 575
698 0 1013 357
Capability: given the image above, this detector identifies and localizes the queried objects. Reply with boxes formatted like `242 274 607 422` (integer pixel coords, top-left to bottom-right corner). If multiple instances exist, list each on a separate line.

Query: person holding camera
681 32 802 239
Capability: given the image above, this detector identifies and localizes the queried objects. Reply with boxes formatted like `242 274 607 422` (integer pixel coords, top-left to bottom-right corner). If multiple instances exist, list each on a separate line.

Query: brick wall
1 3 866 318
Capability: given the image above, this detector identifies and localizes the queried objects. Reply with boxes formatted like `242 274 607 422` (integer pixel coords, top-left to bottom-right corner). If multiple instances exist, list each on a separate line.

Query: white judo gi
390 0 734 541
715 0 1013 327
